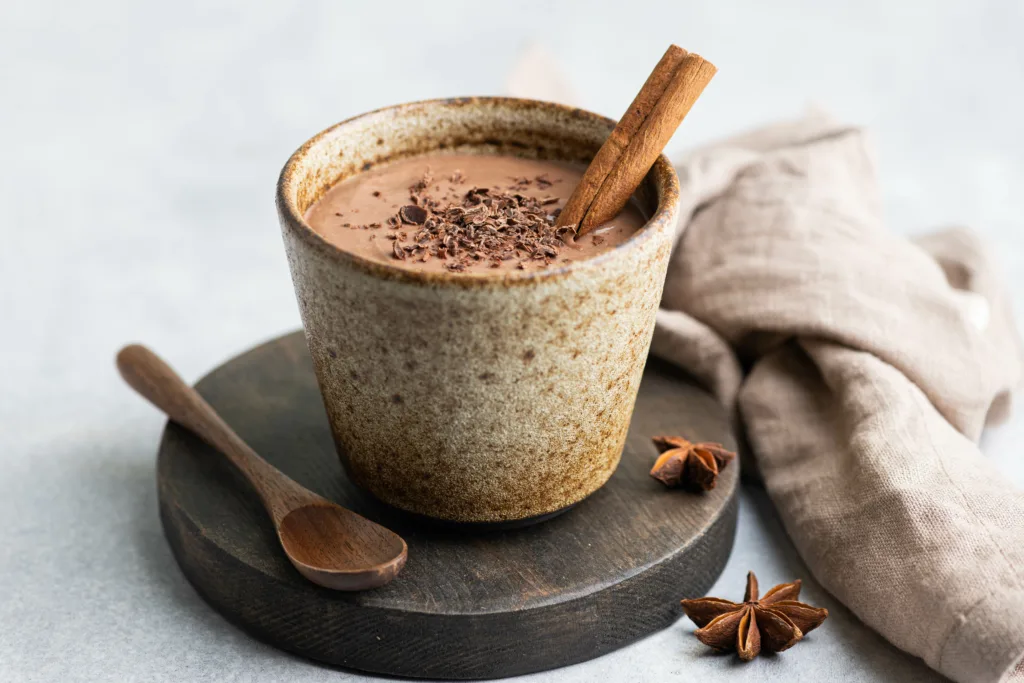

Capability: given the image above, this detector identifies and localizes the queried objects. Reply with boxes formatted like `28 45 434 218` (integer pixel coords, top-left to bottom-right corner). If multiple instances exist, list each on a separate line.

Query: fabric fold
655 114 1024 683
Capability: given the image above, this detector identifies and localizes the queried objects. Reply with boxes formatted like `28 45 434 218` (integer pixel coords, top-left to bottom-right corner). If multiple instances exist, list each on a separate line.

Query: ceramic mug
277 98 680 524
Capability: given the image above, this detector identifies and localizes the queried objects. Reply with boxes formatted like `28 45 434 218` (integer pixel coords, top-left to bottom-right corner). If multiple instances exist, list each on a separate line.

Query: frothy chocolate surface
304 154 647 274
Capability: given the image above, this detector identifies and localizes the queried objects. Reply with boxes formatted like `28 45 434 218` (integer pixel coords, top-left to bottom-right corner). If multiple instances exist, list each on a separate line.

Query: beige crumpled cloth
651 113 1024 683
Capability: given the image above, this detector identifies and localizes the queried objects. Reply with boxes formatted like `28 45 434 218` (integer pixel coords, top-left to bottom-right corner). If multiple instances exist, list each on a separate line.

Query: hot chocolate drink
304 154 646 273
279 98 682 523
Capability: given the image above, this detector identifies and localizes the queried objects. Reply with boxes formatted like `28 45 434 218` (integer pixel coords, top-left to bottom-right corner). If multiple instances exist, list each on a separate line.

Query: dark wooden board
157 331 738 679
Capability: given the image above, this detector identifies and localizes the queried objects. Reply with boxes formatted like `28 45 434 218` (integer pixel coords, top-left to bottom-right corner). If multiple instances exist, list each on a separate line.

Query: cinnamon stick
557 45 716 236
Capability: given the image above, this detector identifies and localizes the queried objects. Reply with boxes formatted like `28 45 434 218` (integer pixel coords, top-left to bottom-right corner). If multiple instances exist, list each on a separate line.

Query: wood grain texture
157 331 738 679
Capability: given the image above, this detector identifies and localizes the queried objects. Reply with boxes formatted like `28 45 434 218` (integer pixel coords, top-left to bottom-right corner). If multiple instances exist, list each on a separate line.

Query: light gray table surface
3 1 1023 681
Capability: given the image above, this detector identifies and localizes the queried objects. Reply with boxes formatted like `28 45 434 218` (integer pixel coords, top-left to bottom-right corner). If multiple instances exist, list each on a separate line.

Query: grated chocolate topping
367 173 575 272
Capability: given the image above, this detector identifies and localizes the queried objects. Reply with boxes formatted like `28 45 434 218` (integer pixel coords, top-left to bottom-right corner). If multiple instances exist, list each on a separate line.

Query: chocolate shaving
399 205 428 224
381 171 583 272
410 170 433 194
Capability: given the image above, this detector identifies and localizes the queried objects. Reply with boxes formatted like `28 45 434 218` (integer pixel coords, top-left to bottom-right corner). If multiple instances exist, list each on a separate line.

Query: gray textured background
2 1 1022 681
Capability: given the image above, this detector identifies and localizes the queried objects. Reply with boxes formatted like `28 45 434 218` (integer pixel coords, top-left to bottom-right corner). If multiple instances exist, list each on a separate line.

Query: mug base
387 498 582 531
338 457 590 530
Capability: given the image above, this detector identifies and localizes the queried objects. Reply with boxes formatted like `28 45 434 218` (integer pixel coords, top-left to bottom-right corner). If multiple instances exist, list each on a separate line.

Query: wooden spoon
116 344 408 591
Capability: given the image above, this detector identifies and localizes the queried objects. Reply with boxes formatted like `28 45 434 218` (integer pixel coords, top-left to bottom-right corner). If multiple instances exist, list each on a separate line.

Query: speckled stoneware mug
277 98 680 524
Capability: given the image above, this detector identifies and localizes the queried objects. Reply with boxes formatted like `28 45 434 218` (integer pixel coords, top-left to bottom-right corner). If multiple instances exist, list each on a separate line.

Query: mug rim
276 97 680 288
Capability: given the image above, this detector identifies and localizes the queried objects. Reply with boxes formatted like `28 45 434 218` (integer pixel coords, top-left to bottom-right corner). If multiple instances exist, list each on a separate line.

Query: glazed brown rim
276 97 680 287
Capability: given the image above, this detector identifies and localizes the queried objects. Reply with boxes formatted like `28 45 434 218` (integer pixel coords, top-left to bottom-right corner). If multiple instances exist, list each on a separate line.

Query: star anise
649 436 736 492
680 572 828 661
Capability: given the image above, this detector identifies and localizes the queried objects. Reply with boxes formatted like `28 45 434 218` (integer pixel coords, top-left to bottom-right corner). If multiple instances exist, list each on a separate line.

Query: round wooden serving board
157 331 738 679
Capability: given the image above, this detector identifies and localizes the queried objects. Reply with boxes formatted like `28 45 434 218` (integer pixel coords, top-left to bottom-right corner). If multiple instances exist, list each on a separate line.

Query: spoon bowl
278 503 407 590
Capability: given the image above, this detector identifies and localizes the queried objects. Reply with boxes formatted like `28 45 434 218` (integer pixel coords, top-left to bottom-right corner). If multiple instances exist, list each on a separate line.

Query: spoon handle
116 344 313 521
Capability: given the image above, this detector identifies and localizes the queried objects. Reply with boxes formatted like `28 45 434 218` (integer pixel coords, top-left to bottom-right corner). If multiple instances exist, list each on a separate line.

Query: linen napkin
508 63 1024 683
652 113 1024 683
